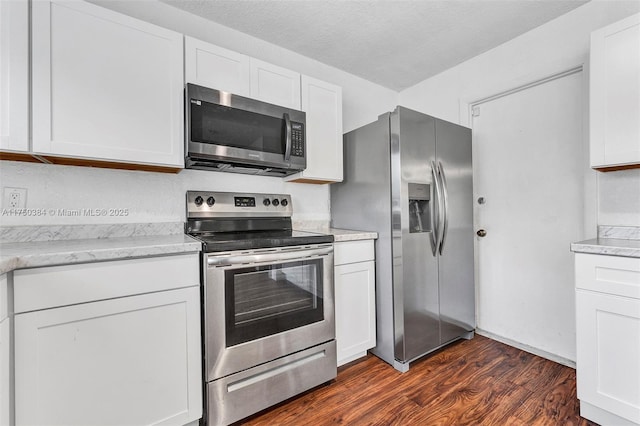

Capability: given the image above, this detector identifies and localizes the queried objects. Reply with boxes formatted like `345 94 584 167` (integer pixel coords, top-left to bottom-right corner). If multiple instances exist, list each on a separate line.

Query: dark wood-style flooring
240 335 597 425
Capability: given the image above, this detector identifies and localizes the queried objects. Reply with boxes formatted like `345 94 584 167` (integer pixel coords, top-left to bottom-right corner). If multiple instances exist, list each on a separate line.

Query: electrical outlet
3 187 27 209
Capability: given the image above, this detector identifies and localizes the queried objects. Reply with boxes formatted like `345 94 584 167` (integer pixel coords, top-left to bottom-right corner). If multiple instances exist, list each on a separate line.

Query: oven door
204 244 334 381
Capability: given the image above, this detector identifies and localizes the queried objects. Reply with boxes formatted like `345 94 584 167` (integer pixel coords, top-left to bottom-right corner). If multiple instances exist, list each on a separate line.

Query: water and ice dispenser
408 183 431 233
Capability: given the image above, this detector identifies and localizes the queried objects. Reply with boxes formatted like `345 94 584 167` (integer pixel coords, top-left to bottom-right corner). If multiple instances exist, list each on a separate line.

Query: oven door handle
207 246 333 267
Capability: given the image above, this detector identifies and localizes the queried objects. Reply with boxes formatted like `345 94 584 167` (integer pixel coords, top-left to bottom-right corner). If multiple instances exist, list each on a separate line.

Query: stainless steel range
185 191 336 426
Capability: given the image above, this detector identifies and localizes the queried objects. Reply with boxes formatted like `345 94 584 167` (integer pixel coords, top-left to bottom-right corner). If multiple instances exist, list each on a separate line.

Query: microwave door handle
283 112 292 161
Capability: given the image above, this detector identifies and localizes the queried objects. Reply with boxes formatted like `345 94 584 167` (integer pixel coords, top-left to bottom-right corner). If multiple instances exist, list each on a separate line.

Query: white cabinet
31 0 184 168
0 0 29 152
590 13 640 170
575 253 640 425
184 38 300 109
184 36 250 96
286 76 343 184
13 254 202 426
183 37 345 182
250 58 301 110
334 239 376 366
0 273 10 426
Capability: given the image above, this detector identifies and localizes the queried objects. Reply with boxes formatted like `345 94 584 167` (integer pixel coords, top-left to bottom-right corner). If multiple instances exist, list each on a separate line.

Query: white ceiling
161 0 589 91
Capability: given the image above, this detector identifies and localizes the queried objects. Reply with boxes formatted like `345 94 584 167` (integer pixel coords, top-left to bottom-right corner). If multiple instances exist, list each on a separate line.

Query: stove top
192 229 333 252
185 190 333 252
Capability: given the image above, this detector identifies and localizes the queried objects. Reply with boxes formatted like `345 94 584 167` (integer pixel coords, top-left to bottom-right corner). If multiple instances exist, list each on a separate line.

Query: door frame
458 65 596 366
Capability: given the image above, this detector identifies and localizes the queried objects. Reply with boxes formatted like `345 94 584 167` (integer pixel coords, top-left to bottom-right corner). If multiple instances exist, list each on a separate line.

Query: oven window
225 259 324 347
191 101 286 155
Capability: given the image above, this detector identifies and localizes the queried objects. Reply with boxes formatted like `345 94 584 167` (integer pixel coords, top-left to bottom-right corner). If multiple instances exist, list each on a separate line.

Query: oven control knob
206 196 215 207
281 199 288 207
272 198 280 207
263 198 271 206
194 196 204 206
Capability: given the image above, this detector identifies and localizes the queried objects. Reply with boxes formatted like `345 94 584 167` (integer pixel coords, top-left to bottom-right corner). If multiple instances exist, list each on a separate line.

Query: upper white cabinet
286 76 343 183
590 13 640 170
185 36 251 96
575 253 640 425
0 0 29 152
184 38 301 110
184 37 345 182
31 0 184 168
250 58 301 110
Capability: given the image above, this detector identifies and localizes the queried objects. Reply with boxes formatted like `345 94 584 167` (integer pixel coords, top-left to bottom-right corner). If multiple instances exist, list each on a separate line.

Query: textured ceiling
161 0 589 91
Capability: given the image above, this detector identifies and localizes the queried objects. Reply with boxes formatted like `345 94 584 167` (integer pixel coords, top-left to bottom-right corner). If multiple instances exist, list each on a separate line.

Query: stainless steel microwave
185 83 306 177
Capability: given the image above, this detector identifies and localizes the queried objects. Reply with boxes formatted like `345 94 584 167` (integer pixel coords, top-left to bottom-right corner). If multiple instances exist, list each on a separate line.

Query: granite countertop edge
0 234 202 275
329 228 378 242
570 238 640 259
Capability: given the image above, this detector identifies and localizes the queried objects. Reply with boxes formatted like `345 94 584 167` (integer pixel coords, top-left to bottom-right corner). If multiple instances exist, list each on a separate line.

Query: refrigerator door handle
438 161 450 255
430 161 442 256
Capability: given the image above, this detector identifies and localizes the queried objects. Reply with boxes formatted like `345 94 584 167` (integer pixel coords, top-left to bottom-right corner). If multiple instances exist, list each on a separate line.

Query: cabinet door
286 76 343 183
0 0 29 152
15 287 202 426
0 318 10 426
184 36 251 96
32 0 184 167
590 13 640 168
576 289 640 424
250 58 301 109
335 261 376 366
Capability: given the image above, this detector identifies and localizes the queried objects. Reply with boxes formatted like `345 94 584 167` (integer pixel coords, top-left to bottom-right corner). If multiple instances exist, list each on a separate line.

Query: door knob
476 229 487 237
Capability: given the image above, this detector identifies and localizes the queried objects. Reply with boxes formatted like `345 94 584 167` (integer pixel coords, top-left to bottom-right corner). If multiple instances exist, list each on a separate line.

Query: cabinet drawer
14 254 199 313
575 253 640 299
334 240 375 266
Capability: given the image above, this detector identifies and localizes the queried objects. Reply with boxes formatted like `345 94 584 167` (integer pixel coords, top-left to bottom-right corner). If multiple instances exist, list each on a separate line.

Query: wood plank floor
239 335 597 425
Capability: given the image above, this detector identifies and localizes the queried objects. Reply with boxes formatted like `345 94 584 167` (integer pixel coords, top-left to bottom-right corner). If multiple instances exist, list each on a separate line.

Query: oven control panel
186 191 293 218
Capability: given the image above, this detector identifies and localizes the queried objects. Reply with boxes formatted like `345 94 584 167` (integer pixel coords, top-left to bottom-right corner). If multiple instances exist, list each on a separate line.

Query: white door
472 70 587 362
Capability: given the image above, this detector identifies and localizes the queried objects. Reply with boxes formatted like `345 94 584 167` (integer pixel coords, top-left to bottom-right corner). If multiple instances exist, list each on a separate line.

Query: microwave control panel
291 122 304 157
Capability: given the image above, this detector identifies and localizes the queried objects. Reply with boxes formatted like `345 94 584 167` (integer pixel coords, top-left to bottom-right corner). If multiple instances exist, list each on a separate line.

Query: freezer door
393 107 440 363
435 118 475 344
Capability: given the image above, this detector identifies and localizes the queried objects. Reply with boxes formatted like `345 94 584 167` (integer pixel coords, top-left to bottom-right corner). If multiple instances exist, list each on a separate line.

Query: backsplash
597 168 640 227
0 161 330 227
598 225 640 240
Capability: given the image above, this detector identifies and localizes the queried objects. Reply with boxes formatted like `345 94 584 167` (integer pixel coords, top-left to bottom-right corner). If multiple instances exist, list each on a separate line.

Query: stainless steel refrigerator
331 106 475 372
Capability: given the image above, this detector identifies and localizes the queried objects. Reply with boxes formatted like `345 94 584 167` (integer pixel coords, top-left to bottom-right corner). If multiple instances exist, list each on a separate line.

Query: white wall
399 0 640 229
0 0 397 227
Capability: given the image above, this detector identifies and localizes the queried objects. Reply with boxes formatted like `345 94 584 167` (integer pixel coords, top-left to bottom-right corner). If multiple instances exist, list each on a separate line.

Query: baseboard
476 329 576 368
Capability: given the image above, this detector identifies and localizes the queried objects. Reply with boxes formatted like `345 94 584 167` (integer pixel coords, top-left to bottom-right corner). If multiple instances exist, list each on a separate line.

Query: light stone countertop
0 223 380 275
329 228 378 242
571 225 640 259
0 223 202 274
570 238 640 259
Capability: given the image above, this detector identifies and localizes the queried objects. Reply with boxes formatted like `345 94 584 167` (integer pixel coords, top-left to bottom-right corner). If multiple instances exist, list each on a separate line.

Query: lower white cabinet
334 240 376 366
0 273 10 426
12 255 202 426
0 317 9 426
575 253 640 425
